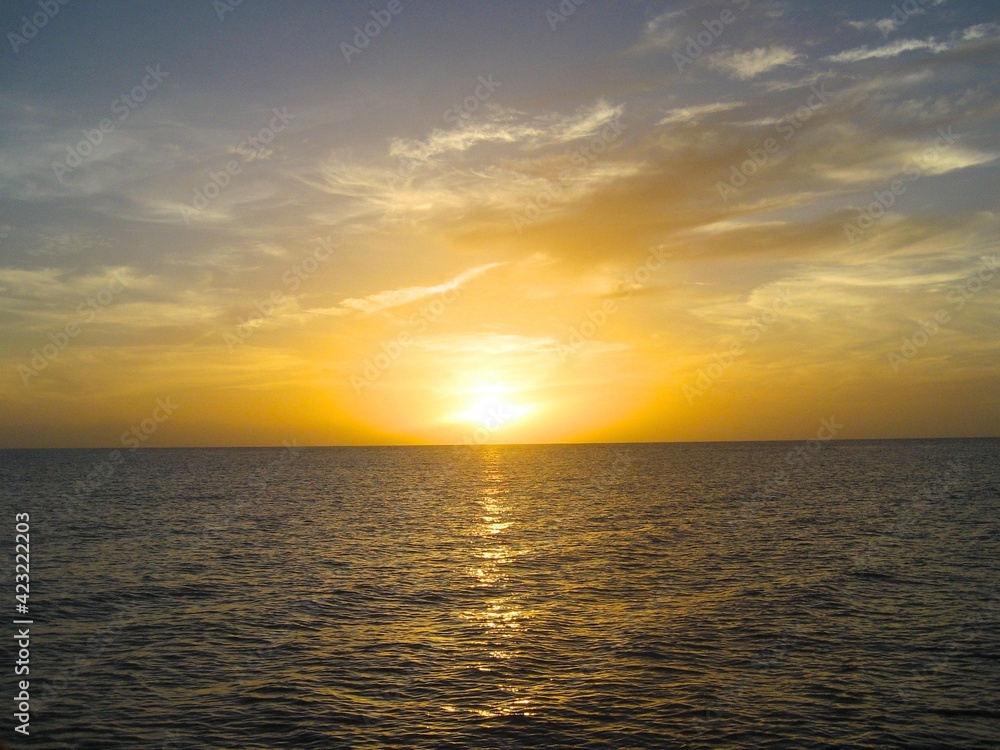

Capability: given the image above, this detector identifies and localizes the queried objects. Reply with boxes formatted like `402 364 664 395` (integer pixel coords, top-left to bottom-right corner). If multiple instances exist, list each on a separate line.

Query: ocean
1 440 998 749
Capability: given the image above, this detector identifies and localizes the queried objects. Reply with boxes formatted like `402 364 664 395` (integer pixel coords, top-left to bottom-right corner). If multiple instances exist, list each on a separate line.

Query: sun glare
450 376 537 430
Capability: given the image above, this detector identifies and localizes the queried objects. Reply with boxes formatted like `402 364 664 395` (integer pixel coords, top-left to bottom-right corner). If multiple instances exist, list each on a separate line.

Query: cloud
846 13 924 37
414 332 560 355
826 23 998 65
963 23 999 41
549 101 625 142
25 232 111 258
311 154 640 230
309 263 504 317
307 100 638 230
388 100 624 163
0 265 134 305
813 130 998 185
753 70 837 94
706 46 798 80
658 101 744 126
630 9 688 52
826 38 949 63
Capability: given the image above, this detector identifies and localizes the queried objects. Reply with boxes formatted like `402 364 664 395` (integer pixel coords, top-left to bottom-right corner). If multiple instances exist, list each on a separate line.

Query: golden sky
1 1 998 447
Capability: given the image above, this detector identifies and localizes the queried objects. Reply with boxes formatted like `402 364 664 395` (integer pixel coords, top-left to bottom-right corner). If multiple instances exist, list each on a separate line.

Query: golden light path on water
453 453 535 719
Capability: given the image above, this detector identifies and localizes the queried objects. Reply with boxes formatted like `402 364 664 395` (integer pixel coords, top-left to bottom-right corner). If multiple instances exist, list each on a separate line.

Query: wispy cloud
826 24 998 64
847 15 919 37
307 100 637 228
963 22 999 41
706 46 799 80
388 100 624 163
414 332 560 355
826 38 949 63
0 265 133 305
630 9 688 52
845 0 949 37
658 101 744 126
309 263 504 317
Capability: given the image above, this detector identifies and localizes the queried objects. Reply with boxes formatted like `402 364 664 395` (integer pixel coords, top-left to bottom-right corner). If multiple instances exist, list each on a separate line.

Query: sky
1 0 998 448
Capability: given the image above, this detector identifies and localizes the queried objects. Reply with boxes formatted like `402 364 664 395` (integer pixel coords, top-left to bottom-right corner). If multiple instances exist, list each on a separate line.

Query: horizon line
3 435 999 451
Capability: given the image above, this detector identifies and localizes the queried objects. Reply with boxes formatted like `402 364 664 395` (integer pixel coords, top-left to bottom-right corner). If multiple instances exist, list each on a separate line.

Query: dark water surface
1 440 998 749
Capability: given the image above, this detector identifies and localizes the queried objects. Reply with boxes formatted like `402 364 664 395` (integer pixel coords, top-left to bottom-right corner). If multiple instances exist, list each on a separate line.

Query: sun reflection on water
457 455 536 719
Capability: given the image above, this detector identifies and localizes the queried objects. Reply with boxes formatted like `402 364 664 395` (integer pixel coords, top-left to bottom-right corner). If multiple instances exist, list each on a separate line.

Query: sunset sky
1 0 998 447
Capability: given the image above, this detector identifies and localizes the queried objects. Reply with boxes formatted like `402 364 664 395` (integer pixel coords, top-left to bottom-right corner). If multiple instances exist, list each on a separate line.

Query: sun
449 375 536 431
